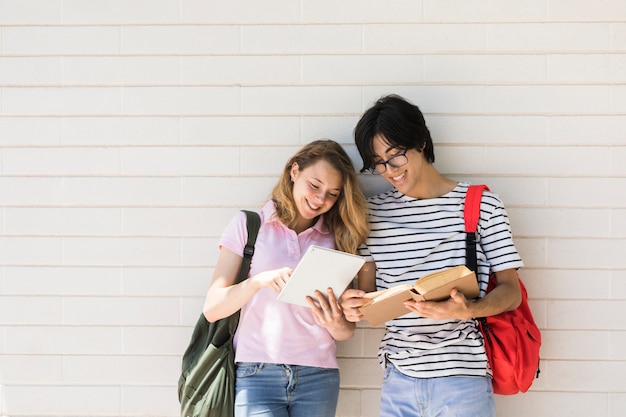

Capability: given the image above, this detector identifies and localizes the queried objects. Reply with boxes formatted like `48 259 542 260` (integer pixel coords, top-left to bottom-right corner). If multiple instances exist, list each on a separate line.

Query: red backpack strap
464 184 490 233
464 184 490 273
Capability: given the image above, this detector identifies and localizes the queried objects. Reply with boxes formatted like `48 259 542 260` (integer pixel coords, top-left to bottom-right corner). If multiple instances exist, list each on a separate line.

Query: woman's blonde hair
271 139 369 254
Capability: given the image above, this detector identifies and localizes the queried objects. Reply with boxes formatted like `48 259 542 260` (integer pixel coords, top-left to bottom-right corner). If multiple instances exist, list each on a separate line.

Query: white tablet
276 245 365 308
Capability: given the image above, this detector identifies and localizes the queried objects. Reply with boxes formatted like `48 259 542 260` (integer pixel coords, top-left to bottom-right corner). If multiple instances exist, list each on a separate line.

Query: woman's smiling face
290 159 343 232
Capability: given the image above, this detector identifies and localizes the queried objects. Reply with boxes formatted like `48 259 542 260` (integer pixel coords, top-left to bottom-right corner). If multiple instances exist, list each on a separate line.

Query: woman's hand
250 267 293 292
307 288 356 341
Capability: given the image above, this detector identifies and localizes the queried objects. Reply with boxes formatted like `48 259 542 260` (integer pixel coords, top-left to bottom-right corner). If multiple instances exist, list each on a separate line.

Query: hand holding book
359 265 479 326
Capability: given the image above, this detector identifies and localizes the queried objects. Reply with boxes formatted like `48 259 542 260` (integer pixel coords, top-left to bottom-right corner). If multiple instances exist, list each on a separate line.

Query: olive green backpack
178 210 261 417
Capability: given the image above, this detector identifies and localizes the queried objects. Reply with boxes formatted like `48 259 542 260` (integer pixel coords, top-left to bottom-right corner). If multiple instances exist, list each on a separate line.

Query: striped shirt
359 182 523 378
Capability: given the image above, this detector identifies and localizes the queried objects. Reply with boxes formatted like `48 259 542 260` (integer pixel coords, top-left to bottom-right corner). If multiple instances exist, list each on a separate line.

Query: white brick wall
0 1 624 416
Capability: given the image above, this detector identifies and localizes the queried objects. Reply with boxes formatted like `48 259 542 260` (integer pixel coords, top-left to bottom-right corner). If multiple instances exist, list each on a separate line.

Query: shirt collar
261 200 330 235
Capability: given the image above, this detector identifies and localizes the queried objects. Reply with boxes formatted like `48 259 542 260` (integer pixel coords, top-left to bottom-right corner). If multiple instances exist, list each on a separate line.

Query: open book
277 245 365 308
359 265 480 326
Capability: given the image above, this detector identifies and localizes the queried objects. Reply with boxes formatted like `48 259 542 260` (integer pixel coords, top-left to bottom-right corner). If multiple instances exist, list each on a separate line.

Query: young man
340 94 523 417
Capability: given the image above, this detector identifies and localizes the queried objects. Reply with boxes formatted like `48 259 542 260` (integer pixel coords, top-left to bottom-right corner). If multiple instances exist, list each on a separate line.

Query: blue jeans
234 363 339 417
380 364 495 417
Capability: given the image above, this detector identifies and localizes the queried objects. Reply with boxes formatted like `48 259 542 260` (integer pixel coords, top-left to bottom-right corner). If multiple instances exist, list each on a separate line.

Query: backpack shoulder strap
464 184 490 233
236 210 261 284
464 184 490 272
178 209 261 399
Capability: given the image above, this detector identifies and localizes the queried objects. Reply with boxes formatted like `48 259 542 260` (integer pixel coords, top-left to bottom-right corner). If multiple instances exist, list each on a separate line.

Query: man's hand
338 288 368 322
403 288 474 321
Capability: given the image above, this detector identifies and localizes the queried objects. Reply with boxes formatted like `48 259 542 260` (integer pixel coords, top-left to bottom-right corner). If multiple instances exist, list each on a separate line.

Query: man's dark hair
354 94 435 173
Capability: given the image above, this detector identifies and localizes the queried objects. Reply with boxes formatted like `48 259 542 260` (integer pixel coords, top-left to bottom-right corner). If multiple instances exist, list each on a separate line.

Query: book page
412 266 479 301
362 284 412 302
413 265 474 294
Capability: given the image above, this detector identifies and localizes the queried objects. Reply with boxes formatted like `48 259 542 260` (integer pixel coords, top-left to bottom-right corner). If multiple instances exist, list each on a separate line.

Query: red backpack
464 184 542 395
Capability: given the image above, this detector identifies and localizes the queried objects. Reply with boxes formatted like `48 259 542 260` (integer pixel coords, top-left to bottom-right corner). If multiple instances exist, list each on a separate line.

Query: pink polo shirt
218 200 339 368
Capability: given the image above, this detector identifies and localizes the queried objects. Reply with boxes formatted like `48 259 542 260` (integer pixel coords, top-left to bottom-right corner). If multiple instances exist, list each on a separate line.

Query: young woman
203 139 369 417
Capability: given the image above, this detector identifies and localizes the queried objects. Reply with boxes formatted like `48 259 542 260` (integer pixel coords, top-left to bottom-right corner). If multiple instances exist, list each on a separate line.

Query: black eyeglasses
367 151 409 175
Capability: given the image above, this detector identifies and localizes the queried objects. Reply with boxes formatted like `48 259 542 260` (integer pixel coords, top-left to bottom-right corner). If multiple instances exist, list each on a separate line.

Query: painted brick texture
1 1 625 416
